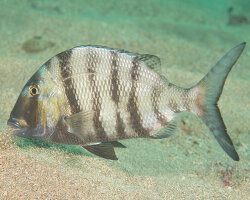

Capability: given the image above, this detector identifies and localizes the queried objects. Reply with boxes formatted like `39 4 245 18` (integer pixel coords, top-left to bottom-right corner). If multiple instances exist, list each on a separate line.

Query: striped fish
7 43 246 161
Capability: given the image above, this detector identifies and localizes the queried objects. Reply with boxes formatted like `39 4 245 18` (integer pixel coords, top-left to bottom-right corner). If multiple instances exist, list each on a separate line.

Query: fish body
8 43 246 160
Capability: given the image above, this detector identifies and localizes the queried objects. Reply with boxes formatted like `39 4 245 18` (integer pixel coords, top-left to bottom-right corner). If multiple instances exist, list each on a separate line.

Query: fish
7 42 246 161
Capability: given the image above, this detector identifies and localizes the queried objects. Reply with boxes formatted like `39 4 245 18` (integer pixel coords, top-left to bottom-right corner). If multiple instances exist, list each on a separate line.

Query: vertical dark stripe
169 98 180 112
182 89 191 111
110 52 119 104
127 59 150 137
151 86 168 125
168 84 181 113
116 112 126 138
58 50 81 114
110 52 126 138
24 98 38 128
86 49 107 141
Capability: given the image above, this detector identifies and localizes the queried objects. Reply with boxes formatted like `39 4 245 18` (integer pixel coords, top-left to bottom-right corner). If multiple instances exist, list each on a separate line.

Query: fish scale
59 46 169 141
50 46 198 140
8 43 245 161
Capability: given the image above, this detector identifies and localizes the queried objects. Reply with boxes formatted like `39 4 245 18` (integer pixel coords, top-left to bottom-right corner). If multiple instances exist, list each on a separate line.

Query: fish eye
29 84 39 96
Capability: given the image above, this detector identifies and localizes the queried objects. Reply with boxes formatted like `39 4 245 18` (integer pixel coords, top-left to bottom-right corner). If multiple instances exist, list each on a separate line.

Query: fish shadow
14 136 92 157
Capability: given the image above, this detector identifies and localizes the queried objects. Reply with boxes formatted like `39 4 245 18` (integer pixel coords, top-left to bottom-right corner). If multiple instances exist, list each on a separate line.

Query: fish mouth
7 118 27 137
7 118 22 129
7 118 48 139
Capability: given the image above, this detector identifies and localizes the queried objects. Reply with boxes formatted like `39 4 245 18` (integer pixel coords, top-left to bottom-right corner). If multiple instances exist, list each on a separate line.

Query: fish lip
7 118 43 139
7 118 27 137
7 118 22 129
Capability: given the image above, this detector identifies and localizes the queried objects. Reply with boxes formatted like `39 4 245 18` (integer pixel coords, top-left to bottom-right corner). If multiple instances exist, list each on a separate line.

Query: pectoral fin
64 111 94 140
82 143 118 160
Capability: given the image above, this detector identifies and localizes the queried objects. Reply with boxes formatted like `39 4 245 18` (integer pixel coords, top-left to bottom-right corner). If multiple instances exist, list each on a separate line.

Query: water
0 0 249 199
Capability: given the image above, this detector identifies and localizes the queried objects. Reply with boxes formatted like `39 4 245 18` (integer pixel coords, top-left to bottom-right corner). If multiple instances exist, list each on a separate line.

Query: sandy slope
0 0 249 199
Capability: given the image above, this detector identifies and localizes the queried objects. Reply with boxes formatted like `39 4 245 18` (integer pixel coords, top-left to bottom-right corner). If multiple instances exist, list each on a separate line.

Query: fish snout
7 117 27 129
7 117 21 129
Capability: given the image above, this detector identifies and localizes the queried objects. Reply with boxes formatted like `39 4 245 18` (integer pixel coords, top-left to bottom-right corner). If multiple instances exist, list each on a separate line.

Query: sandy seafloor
0 0 249 199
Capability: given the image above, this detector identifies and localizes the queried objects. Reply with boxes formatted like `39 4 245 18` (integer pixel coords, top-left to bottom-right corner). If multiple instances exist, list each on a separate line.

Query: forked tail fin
190 42 246 161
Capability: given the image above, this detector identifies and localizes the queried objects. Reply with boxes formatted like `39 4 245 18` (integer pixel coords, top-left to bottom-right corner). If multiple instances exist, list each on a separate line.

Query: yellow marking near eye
13 118 28 127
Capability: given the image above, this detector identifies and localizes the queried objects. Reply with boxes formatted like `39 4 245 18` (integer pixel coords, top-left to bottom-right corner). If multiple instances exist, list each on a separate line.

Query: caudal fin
191 42 246 161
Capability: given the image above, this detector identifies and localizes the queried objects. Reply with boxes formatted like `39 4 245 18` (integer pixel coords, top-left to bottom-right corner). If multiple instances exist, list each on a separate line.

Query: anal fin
82 143 118 160
151 120 177 139
106 141 126 148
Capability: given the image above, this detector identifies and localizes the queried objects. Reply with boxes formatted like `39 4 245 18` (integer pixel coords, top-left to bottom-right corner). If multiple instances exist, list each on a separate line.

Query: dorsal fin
69 45 162 75
134 54 162 74
82 45 162 74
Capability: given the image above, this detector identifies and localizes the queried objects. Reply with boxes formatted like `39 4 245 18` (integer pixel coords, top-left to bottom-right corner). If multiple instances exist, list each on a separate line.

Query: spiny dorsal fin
151 120 177 139
134 54 162 74
73 45 162 75
83 143 118 160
